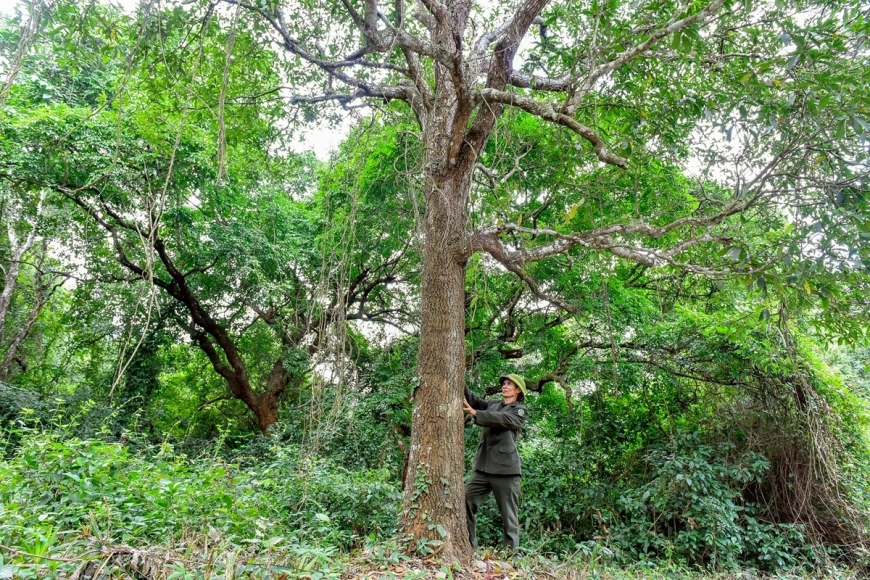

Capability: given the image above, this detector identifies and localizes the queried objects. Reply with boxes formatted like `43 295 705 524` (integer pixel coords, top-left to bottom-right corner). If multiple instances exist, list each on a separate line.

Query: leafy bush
499 418 827 571
0 429 401 555
609 431 805 570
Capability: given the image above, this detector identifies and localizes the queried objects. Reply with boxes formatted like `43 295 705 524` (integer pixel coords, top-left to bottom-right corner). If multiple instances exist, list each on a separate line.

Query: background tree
0 187 63 382
0 1 416 434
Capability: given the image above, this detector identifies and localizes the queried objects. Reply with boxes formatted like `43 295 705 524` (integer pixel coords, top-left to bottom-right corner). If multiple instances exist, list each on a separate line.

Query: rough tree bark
402 161 476 557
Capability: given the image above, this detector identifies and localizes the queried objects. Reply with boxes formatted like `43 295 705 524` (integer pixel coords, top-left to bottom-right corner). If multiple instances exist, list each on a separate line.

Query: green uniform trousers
465 470 521 549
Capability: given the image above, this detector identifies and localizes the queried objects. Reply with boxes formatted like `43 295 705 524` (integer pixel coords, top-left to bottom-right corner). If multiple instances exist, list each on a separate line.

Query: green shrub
610 431 805 570
511 427 820 571
0 429 400 554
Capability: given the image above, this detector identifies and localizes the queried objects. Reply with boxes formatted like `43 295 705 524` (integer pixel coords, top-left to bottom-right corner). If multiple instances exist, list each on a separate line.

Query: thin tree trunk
0 224 37 347
0 240 54 381
1 191 46 345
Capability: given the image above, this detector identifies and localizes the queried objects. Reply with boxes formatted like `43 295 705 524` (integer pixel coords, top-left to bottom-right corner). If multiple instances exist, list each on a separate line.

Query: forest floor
3 540 861 580
340 551 861 580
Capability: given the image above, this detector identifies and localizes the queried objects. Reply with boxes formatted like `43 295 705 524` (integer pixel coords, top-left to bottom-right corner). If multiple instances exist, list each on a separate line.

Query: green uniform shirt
465 386 528 475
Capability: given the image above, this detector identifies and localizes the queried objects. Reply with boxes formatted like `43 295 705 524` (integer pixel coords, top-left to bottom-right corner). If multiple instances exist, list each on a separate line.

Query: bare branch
363 0 379 32
508 70 573 91
417 0 448 27
471 17 515 58
474 144 534 189
286 89 388 106
475 231 579 313
337 0 366 31
393 0 404 29
225 0 428 99
474 205 777 277
466 0 550 156
401 50 433 117
413 0 437 31
487 0 549 75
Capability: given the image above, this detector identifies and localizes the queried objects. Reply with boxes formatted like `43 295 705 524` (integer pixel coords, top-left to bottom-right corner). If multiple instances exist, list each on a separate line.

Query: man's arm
464 385 490 410
473 405 527 430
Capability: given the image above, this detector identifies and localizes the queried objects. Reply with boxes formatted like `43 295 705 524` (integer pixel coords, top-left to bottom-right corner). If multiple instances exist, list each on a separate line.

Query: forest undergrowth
1 398 867 580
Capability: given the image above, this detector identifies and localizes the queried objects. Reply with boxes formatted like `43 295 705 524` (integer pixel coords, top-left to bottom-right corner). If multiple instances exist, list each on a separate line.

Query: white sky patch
573 379 597 396
287 116 352 161
0 0 127 14
0 0 26 15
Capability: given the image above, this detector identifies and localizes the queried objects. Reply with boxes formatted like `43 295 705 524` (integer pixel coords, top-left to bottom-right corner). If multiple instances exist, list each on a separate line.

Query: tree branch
225 0 425 101
465 0 550 157
508 70 573 91
475 230 580 313
474 208 777 282
417 0 448 27
478 88 628 168
566 0 727 113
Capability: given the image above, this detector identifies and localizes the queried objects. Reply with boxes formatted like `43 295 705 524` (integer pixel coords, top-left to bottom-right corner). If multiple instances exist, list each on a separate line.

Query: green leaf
727 246 743 261
564 200 583 223
836 119 847 139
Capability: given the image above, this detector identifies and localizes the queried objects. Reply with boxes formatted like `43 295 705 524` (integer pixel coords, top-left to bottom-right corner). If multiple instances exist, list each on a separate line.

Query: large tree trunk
254 394 280 434
398 2 490 557
401 155 475 562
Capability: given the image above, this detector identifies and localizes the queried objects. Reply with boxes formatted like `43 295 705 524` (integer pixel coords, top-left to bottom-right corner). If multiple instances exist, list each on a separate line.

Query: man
462 373 528 550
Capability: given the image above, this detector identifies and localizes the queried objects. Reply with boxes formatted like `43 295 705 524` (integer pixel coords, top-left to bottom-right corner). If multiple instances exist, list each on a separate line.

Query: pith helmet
499 374 527 399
